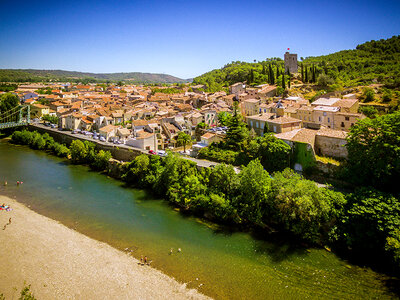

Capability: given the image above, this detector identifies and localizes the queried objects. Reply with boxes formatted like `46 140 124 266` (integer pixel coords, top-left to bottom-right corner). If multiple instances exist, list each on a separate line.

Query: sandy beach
0 195 210 300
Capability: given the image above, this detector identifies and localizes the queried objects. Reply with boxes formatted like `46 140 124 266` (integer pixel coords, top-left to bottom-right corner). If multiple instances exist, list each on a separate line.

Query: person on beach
17 181 20 186
140 256 144 265
8 218 11 224
4 181 7 186
170 248 173 255
144 256 148 264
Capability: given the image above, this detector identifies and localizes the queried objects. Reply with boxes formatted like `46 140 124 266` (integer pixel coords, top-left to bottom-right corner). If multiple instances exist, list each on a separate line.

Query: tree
282 73 286 89
301 63 304 82
0 93 19 112
317 73 334 87
70 140 88 163
234 159 272 225
363 88 375 102
176 131 192 152
346 111 400 192
217 111 232 126
338 188 400 268
305 66 309 83
225 102 249 150
358 105 378 118
257 134 291 172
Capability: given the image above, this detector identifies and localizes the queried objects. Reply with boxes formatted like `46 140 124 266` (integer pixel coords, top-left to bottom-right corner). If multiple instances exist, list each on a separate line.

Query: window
308 117 311 121
273 125 277 133
323 112 327 116
261 122 264 129
328 117 330 123
319 117 321 122
345 116 350 121
341 122 345 127
256 122 259 128
250 120 253 127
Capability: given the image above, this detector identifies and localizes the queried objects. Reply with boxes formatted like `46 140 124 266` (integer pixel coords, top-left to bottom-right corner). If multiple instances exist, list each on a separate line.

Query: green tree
358 105 378 118
345 111 400 192
234 159 272 225
363 88 375 102
225 102 249 150
317 73 334 87
70 140 88 163
257 134 291 172
91 150 112 171
338 188 400 268
217 111 232 126
176 131 192 152
0 93 19 112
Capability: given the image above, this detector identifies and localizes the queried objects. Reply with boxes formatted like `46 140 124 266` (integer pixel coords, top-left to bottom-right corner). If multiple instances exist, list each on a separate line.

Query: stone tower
284 51 298 73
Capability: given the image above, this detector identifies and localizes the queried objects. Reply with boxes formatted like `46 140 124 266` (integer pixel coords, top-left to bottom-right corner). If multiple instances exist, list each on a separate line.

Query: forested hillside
303 35 400 87
0 69 187 84
193 35 400 91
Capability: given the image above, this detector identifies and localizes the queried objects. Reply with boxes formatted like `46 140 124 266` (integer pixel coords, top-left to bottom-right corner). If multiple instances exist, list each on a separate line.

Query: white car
99 137 106 142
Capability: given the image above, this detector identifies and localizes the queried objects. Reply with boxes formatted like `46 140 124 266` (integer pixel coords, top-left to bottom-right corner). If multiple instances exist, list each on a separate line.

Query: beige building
243 99 260 116
229 82 245 96
247 113 301 135
200 132 223 146
99 124 117 141
126 131 157 151
333 99 359 114
30 103 50 118
313 106 340 129
334 112 365 131
315 129 348 158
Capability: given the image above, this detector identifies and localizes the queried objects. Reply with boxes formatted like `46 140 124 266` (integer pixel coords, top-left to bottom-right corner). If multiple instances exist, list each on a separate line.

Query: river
0 139 397 299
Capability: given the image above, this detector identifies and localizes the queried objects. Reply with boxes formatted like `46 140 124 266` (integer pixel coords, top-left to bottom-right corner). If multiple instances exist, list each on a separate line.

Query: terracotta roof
268 116 302 124
316 128 348 139
275 128 318 147
99 124 117 133
201 132 216 139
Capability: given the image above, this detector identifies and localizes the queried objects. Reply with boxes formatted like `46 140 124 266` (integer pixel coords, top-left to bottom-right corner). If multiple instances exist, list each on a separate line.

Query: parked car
157 150 167 157
99 137 106 142
148 150 156 155
50 124 57 128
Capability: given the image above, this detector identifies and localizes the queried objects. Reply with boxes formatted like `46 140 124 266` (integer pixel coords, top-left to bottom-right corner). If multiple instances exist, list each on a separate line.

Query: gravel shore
0 195 210 300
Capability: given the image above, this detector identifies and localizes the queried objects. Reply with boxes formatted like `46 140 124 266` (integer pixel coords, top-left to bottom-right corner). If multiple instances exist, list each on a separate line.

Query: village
6 53 367 172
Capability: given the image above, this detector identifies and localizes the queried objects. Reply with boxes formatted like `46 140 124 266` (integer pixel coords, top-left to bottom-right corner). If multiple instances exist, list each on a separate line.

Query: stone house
315 129 348 158
30 103 50 118
333 112 365 131
243 99 260 116
99 124 118 141
200 132 223 146
126 131 157 151
312 106 340 129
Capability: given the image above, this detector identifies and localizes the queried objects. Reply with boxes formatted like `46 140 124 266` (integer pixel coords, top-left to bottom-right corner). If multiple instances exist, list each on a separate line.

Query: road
30 123 327 187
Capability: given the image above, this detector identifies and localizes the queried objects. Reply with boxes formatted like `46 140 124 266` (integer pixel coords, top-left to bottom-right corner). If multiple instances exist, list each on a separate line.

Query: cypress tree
312 65 316 83
282 73 286 89
269 64 274 85
301 63 304 82
305 66 308 83
288 72 291 89
277 67 280 79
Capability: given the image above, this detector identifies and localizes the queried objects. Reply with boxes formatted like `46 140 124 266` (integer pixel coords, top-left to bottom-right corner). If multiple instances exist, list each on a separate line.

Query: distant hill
193 35 400 91
0 69 188 84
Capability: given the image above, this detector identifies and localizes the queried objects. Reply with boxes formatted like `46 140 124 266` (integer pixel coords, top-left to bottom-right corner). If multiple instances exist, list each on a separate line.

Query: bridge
0 105 30 130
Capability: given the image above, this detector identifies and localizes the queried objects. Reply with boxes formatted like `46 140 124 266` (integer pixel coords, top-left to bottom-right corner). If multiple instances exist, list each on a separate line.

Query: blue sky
0 0 399 79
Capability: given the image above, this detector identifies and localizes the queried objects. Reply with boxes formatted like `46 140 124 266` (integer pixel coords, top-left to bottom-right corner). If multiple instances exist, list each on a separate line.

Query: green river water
0 139 398 299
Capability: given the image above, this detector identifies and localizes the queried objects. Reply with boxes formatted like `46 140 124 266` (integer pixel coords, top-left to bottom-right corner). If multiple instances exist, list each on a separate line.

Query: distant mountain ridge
0 69 188 84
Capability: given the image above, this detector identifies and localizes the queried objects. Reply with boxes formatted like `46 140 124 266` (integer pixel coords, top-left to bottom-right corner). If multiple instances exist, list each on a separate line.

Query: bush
91 150 112 171
69 140 88 163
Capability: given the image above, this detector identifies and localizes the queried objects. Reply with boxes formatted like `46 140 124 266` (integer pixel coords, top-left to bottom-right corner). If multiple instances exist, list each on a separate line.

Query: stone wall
315 135 348 158
28 124 143 162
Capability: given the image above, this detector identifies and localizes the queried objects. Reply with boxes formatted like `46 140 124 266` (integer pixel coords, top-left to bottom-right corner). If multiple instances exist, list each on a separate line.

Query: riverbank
0 195 209 300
